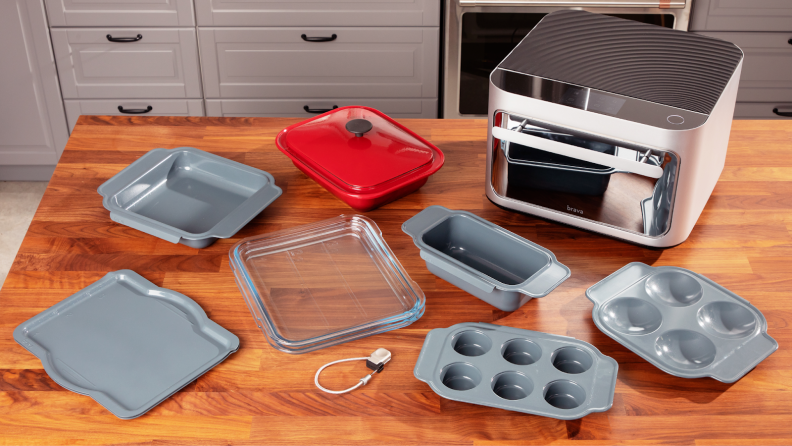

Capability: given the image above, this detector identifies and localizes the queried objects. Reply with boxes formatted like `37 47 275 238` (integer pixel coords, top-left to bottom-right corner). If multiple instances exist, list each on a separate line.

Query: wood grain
1 115 791 444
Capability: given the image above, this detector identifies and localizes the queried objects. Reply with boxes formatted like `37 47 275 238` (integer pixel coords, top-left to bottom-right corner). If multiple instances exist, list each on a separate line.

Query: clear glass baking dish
229 215 425 353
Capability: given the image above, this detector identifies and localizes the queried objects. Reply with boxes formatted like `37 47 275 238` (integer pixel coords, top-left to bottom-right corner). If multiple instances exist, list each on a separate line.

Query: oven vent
498 10 743 115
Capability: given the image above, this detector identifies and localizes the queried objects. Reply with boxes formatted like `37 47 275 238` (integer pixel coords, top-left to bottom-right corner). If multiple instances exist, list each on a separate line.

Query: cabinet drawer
199 27 439 99
695 32 792 102
734 103 792 119
690 0 792 32
52 29 202 99
45 0 195 27
64 100 205 132
194 0 439 27
205 98 437 118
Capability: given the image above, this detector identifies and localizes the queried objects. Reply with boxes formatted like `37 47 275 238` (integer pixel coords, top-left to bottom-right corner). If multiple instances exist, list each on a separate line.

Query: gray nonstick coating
98 147 282 248
403 206 570 311
414 322 618 420
586 262 777 382
13 270 240 419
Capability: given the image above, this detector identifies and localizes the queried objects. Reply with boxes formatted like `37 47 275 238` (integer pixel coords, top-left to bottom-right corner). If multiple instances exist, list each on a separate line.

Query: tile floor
0 182 48 289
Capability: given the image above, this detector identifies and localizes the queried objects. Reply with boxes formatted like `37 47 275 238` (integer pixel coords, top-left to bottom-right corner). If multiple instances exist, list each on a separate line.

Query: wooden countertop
2 116 791 444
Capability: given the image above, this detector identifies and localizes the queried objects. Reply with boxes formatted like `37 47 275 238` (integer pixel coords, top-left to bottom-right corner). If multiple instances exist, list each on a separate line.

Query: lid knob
345 119 373 138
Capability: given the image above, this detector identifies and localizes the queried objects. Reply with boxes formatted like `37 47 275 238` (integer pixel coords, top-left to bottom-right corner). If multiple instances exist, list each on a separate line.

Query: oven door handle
491 126 664 179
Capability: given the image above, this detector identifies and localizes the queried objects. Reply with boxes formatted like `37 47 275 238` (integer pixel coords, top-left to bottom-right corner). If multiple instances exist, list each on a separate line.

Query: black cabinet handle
118 105 152 114
107 34 142 42
301 34 337 42
773 108 792 117
303 105 338 114
788 38 792 45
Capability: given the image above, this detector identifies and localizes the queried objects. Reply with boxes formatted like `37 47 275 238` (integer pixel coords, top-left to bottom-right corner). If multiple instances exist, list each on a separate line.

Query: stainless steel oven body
486 11 743 247
444 0 692 119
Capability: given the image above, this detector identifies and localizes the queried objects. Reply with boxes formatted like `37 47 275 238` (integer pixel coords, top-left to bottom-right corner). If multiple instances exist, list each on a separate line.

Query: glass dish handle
492 126 664 179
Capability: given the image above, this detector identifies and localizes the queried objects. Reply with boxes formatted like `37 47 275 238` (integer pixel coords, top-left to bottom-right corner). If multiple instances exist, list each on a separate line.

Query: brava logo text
567 205 583 215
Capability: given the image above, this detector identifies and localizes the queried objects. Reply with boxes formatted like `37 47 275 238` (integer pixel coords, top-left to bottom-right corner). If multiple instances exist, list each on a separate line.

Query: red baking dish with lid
276 106 444 211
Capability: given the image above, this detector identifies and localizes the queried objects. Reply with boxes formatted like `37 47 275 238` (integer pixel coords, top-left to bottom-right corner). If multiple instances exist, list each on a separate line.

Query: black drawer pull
773 108 792 117
107 34 142 42
304 105 338 114
118 105 153 114
788 38 792 45
301 34 337 42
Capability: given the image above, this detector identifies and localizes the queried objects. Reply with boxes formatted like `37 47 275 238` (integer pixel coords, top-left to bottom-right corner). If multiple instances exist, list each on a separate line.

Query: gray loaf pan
13 270 240 419
414 323 618 420
98 147 282 248
402 206 570 311
586 262 778 383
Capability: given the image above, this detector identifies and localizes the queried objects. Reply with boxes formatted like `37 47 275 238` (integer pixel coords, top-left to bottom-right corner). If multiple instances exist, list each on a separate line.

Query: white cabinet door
199 27 439 99
205 98 437 118
45 0 195 27
64 99 205 132
0 0 69 169
51 28 203 99
195 0 440 27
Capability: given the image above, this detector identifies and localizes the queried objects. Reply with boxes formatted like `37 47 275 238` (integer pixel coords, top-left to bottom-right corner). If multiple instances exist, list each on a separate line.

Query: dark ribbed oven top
498 10 743 115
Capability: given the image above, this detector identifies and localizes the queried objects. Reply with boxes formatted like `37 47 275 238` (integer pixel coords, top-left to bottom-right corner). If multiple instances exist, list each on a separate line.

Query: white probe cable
314 349 392 395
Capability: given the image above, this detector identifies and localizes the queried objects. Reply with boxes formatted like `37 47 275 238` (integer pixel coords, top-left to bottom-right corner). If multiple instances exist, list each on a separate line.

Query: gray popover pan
98 147 282 248
13 270 240 419
414 323 618 420
586 262 778 383
402 206 570 311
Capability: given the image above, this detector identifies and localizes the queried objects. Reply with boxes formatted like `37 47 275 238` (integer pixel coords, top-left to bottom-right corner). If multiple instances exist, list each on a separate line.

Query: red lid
277 106 441 192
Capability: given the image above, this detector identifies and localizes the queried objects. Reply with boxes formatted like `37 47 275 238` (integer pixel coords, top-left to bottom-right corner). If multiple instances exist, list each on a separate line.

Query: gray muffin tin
13 270 240 419
402 206 570 311
414 323 618 420
587 262 778 383
98 147 282 248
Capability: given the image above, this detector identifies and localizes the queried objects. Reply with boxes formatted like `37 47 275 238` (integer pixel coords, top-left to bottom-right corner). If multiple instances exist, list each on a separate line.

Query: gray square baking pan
586 262 778 383
402 206 570 311
98 147 282 248
13 270 240 419
414 323 618 420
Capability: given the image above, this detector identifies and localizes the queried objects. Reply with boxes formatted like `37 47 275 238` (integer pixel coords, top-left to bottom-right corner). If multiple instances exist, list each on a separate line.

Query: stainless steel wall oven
443 0 693 119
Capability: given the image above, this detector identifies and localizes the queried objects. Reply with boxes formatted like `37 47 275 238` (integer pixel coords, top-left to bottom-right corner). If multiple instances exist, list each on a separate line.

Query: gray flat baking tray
402 206 570 311
414 323 618 420
98 147 282 248
13 270 240 419
586 262 777 383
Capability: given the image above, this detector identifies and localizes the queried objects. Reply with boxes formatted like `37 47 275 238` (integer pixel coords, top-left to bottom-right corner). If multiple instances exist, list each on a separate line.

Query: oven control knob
667 115 685 125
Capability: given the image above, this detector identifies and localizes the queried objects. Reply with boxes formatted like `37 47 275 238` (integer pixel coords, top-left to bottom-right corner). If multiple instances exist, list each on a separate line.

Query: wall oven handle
491 126 664 179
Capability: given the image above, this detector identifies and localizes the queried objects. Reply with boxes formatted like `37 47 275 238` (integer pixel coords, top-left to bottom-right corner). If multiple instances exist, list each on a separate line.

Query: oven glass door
490 111 679 237
460 13 675 116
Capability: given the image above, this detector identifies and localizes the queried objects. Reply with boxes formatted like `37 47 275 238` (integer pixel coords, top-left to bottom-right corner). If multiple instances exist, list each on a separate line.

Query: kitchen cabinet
64 100 205 132
199 27 438 99
44 0 195 27
0 0 69 180
204 98 437 118
194 0 440 27
39 0 442 140
51 28 203 99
